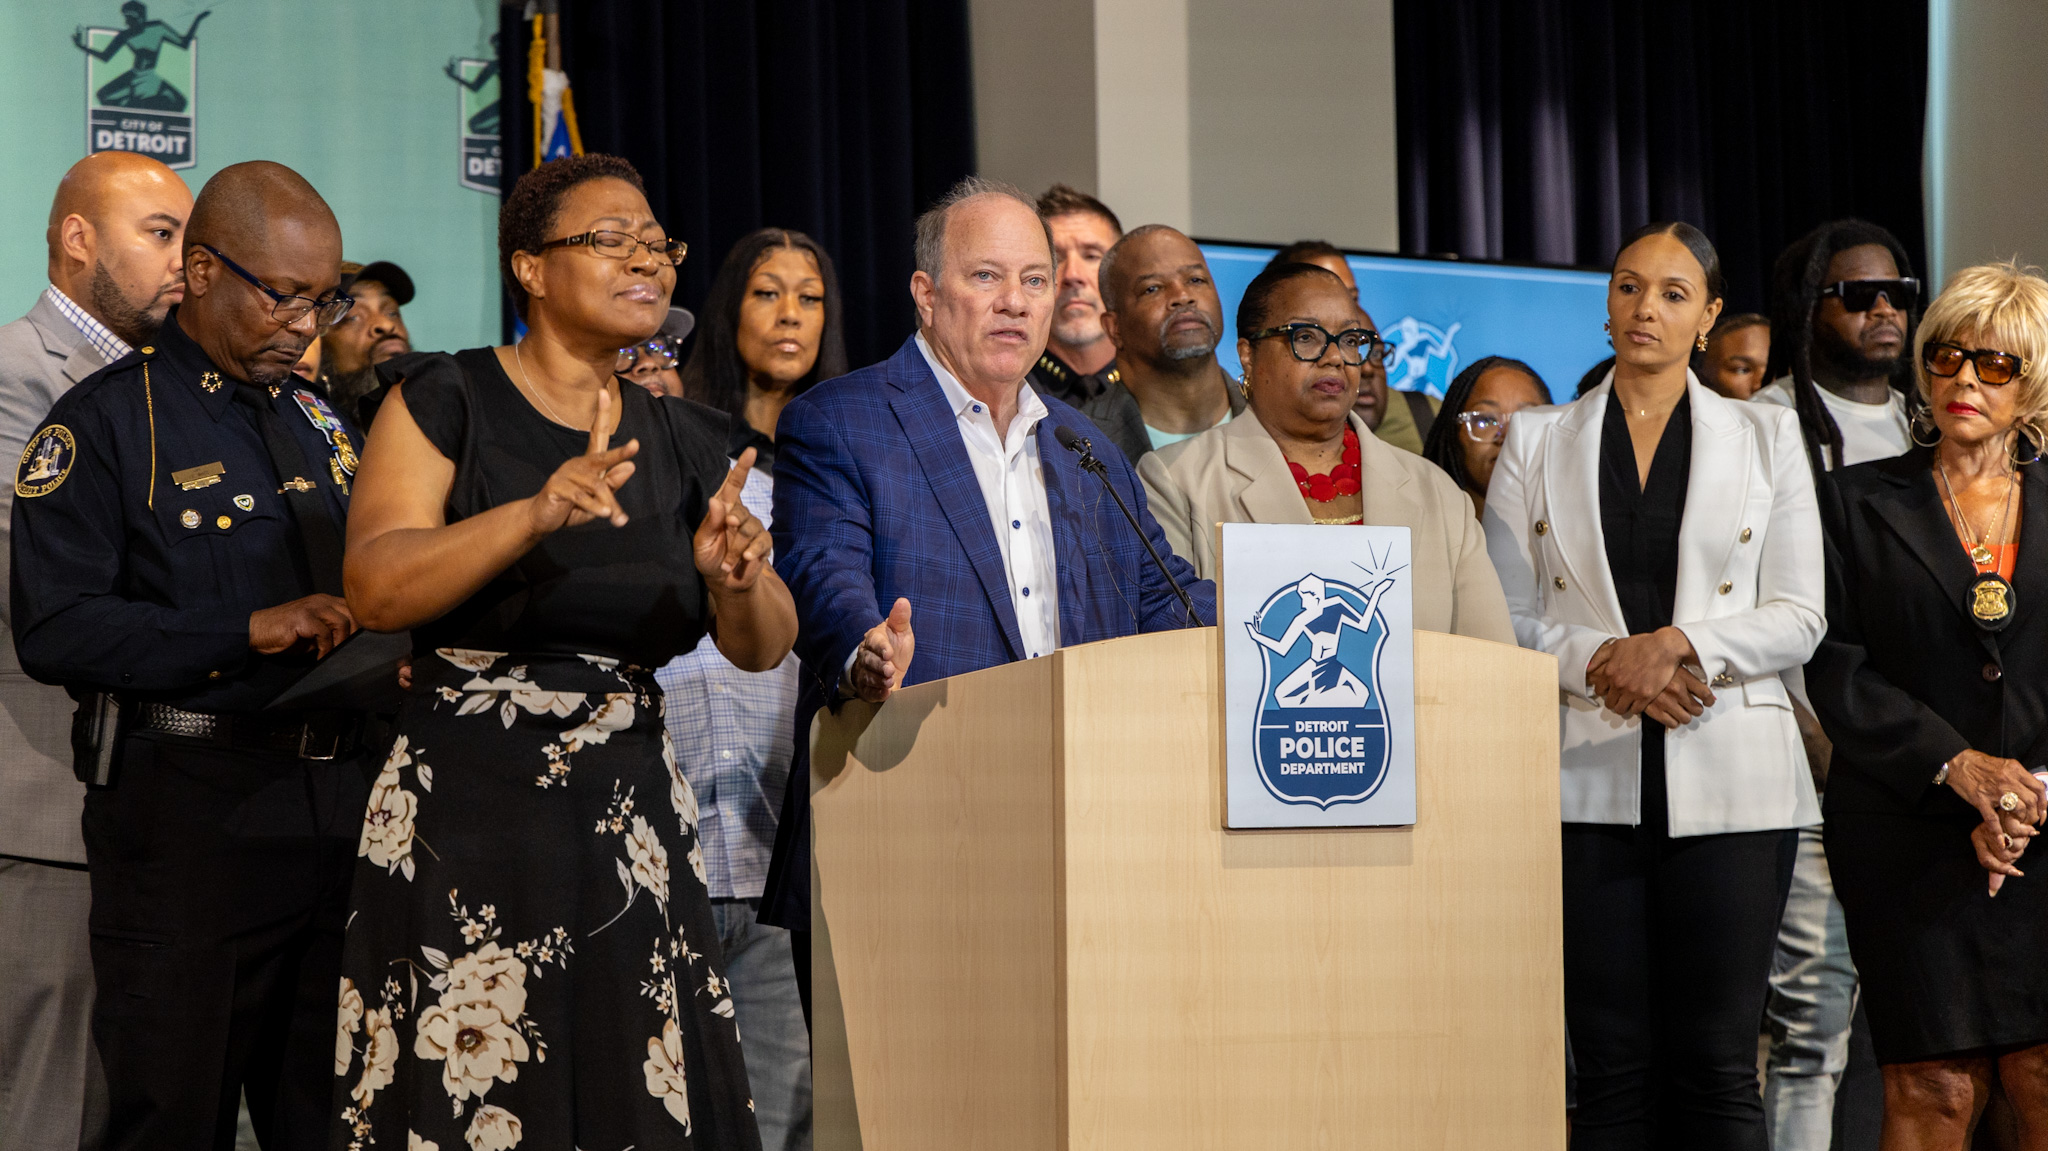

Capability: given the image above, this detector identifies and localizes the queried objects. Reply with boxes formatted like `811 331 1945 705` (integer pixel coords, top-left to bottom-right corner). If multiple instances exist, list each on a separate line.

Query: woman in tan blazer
1137 260 1513 644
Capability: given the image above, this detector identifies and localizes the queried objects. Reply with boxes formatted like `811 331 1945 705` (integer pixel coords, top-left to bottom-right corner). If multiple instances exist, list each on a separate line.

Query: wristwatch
1933 761 1951 787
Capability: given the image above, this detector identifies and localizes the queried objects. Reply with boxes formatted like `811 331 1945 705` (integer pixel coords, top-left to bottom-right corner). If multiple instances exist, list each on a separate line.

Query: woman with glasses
676 228 847 473
330 154 781 1150
1483 222 1825 1149
1421 355 1551 519
1138 260 1513 642
1809 261 2048 1149
619 305 695 399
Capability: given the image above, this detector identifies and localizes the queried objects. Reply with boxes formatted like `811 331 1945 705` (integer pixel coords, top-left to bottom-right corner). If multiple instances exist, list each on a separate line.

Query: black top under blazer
1810 448 2048 819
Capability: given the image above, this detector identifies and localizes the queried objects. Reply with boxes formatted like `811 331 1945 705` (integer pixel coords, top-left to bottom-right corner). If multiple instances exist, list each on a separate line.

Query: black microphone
1054 424 1204 627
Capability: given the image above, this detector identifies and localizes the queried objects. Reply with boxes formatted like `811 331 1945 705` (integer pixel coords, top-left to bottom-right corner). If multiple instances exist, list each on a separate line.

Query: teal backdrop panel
0 0 502 353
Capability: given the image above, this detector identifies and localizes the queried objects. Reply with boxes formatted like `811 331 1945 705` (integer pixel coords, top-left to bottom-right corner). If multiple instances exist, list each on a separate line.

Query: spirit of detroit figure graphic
73 3 209 112
445 35 501 136
1244 574 1395 709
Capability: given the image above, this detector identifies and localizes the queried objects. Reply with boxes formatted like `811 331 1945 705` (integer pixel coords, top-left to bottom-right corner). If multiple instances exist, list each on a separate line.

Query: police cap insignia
16 425 76 498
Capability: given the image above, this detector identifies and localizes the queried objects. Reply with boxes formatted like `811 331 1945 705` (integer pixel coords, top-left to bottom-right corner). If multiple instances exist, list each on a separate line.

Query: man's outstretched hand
847 597 914 703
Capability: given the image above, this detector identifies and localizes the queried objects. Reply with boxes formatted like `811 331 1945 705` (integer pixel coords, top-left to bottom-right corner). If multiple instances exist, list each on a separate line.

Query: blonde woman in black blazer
1810 261 2048 1147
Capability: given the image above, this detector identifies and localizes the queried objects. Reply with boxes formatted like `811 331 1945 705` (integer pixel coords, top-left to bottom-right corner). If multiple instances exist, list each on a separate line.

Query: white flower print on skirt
330 651 759 1151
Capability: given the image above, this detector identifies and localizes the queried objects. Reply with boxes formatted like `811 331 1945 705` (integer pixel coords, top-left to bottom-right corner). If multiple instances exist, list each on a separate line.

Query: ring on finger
2002 791 2022 812
2004 833 2017 852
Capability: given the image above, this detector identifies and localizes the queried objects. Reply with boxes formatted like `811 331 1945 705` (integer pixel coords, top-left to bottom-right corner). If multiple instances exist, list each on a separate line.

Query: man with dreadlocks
1752 216 1921 1151
1757 219 1921 470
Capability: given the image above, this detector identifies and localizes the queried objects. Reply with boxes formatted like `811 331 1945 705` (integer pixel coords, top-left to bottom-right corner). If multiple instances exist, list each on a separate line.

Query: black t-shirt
396 347 731 667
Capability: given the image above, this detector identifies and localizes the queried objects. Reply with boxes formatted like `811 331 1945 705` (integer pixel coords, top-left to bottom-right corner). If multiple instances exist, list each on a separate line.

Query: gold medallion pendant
1971 544 1995 567
1968 573 2016 633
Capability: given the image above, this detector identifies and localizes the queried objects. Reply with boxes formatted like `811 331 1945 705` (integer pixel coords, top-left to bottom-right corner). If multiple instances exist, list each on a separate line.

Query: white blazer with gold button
1481 372 1825 835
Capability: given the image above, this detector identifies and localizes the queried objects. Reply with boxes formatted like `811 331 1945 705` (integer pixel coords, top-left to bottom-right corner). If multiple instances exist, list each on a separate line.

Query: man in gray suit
0 149 190 1151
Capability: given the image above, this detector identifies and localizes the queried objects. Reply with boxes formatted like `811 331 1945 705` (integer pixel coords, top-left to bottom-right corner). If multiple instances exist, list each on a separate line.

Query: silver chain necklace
512 339 607 433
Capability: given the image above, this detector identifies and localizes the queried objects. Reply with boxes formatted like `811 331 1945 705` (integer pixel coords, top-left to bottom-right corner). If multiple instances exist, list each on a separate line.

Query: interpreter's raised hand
847 597 914 703
526 386 639 535
250 593 357 658
693 448 772 593
1946 748 2047 830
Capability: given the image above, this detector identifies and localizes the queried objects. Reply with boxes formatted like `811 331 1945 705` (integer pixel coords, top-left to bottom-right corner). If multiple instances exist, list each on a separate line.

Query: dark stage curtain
499 1 976 365
1394 0 1927 313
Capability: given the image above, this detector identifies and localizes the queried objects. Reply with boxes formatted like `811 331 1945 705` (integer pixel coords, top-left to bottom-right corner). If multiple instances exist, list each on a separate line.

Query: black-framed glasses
1246 322 1381 366
1820 278 1919 313
537 230 687 266
202 244 353 329
616 335 680 373
1923 340 2027 386
1455 409 1511 443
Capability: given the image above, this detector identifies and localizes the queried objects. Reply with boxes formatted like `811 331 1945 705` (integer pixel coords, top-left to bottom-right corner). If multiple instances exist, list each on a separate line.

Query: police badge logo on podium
1220 522 1417 829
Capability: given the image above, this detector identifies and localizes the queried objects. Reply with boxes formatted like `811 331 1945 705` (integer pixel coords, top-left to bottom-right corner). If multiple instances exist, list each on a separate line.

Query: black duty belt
131 702 362 760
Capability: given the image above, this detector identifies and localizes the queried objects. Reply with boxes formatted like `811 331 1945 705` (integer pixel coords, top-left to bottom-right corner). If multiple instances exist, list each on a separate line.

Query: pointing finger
586 386 614 456
717 448 757 503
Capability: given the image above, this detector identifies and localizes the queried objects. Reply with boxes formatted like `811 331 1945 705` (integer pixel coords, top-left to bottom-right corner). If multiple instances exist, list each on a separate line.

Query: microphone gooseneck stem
1066 437 1204 627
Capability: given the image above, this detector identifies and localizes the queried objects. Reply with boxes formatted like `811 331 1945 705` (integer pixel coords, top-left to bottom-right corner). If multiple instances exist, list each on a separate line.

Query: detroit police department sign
1222 523 1417 828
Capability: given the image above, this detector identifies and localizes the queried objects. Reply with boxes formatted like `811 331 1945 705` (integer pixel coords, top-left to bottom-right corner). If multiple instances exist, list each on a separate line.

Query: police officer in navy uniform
10 161 368 1151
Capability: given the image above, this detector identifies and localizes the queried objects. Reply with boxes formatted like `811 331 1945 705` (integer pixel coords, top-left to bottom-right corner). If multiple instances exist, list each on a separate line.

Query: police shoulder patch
16 425 76 498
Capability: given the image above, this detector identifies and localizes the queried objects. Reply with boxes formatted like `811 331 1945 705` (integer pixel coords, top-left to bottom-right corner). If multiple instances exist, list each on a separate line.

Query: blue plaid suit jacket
757 335 1214 930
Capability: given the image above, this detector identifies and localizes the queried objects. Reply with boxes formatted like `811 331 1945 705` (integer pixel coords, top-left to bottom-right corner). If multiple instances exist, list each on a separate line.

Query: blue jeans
711 899 812 1151
1762 825 1858 1151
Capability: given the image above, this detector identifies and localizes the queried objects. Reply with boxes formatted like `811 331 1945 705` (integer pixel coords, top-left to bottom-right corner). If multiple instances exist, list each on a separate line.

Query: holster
70 690 126 787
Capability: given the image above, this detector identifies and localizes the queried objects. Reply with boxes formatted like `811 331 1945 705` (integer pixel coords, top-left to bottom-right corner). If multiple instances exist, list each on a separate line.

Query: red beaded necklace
1288 427 1362 503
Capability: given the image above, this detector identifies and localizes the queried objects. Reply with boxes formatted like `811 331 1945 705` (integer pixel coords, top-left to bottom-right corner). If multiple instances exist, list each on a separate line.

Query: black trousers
84 732 366 1151
1562 747 1797 1150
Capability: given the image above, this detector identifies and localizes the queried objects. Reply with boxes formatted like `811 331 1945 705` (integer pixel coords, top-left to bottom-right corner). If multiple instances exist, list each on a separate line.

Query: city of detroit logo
77 3 206 170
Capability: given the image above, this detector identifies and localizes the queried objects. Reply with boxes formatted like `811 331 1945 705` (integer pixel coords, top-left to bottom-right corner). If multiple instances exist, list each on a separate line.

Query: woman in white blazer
1483 223 1824 1149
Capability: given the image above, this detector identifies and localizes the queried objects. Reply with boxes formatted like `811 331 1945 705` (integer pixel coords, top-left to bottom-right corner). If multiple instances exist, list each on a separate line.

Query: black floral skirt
330 649 761 1151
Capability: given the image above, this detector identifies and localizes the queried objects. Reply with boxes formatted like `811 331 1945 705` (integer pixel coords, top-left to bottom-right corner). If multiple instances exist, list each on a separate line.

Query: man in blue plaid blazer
757 180 1212 993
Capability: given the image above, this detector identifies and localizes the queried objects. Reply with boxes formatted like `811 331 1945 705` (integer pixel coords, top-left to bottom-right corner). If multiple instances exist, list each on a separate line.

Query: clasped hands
1948 749 2048 895
1587 626 1714 730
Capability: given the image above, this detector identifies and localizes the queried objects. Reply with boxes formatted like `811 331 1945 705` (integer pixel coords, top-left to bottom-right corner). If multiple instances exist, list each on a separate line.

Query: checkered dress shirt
44 286 132 365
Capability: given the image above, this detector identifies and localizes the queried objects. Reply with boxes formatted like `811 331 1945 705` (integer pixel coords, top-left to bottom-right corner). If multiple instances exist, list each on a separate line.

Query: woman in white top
1483 222 1825 1149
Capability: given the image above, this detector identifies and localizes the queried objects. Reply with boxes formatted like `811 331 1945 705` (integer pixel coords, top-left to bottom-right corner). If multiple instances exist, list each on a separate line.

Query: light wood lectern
809 626 1563 1150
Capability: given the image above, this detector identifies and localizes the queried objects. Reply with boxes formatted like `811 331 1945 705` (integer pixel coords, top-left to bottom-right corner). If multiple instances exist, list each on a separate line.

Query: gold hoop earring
2012 427 2044 467
1695 333 1710 353
1910 410 1942 449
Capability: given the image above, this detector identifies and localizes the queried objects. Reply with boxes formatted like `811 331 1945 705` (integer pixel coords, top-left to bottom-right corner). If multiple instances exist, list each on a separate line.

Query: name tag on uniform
171 461 225 490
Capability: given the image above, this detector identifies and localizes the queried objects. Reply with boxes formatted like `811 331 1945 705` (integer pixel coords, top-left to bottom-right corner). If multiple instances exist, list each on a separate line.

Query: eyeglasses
1923 340 2027 386
202 244 354 329
616 335 680 373
536 230 687 266
1820 278 1919 313
1246 322 1382 366
1455 409 1513 443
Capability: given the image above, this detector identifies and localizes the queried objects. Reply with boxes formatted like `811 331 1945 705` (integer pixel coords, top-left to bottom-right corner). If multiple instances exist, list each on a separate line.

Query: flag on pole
527 6 582 166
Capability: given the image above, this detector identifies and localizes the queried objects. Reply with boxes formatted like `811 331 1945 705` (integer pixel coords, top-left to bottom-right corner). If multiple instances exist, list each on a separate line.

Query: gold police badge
1968 573 2015 633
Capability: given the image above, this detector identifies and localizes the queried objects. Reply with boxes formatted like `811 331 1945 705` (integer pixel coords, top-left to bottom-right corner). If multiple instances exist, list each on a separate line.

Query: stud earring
1695 333 1710 352
1603 320 1610 333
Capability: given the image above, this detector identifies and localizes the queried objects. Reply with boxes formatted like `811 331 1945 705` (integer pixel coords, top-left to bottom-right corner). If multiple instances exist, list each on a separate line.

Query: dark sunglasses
1819 278 1919 313
1922 340 2027 387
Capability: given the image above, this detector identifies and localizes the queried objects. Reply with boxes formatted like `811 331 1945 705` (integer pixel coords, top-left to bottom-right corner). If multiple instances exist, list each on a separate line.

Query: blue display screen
1198 242 1614 404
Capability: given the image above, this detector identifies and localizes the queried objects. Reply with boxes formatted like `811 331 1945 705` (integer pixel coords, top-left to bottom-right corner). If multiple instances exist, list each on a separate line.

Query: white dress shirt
917 333 1062 659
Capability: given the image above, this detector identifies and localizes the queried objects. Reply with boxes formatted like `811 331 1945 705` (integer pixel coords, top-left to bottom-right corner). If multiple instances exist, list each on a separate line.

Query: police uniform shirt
9 308 360 712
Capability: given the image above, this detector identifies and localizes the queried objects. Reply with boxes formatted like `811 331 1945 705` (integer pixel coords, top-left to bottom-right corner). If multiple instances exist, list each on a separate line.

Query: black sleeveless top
397 347 731 667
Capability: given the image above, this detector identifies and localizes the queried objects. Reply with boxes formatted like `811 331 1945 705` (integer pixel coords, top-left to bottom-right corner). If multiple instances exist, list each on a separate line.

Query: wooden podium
809 626 1563 1150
